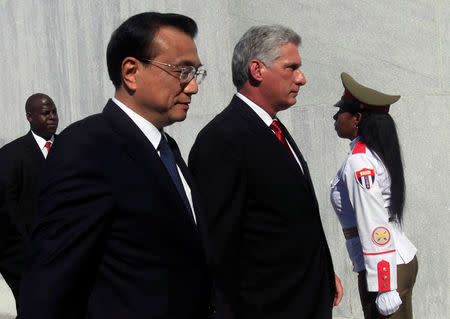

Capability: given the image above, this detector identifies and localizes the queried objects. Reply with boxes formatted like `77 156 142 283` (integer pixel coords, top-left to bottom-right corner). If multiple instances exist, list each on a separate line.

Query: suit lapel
229 97 310 191
170 142 200 215
103 100 170 183
278 121 310 176
166 135 198 226
279 120 320 210
168 135 193 189
168 134 214 267
102 100 198 229
24 131 45 165
229 96 269 136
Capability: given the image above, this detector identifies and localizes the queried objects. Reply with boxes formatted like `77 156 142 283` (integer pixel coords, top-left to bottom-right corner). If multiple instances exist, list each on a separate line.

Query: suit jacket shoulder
0 131 44 162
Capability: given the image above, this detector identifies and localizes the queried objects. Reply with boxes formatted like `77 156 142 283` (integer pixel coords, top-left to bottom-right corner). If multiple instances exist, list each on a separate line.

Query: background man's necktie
270 120 294 157
45 141 52 152
158 136 193 216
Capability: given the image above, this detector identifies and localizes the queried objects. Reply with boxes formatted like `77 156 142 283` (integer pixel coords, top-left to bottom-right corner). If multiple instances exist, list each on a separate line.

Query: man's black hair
106 12 198 89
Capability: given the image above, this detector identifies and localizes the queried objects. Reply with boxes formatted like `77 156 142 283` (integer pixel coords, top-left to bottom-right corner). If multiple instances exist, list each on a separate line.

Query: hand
333 274 343 306
375 290 402 316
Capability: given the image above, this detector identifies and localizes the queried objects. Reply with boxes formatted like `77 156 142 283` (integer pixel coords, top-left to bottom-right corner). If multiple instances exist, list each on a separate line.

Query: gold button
383 283 387 288
383 267 387 272
383 276 388 280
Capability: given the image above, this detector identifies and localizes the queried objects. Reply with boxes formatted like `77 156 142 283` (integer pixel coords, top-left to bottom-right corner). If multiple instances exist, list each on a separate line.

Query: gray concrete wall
0 0 448 318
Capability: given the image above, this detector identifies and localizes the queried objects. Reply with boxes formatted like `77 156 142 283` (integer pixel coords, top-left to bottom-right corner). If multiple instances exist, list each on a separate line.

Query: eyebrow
176 59 202 68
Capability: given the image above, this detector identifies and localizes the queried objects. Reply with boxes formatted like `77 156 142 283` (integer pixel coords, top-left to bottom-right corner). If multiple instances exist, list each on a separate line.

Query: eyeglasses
137 58 207 84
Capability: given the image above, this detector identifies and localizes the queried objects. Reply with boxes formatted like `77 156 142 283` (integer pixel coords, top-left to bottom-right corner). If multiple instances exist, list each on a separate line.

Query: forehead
336 109 354 118
152 26 200 66
30 97 56 112
277 42 301 63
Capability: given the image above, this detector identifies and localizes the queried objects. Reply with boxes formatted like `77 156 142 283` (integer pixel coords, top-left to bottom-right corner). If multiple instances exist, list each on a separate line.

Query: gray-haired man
189 25 342 319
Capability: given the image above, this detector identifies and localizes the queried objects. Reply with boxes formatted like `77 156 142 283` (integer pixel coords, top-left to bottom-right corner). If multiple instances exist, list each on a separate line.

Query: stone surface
0 277 15 318
0 1 448 318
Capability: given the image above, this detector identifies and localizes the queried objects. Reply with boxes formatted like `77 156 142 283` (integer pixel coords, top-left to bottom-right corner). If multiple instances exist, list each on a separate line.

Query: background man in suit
18 12 212 319
189 25 343 319
0 93 58 307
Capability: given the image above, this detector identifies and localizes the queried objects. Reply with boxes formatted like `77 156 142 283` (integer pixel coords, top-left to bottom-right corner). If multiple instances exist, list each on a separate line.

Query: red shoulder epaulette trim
352 141 366 154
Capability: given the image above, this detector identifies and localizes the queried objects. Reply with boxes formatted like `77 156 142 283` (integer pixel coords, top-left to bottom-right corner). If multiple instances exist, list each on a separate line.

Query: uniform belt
343 227 359 240
343 218 396 240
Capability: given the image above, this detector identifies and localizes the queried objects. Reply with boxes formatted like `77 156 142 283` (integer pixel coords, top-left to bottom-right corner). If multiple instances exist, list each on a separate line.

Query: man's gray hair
232 25 301 90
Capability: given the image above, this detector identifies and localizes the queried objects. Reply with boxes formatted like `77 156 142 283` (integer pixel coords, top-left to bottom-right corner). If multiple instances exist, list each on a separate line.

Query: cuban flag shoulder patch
355 168 376 190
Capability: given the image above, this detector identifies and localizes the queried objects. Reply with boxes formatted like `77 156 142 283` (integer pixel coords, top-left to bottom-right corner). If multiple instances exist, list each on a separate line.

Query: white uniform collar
349 136 361 150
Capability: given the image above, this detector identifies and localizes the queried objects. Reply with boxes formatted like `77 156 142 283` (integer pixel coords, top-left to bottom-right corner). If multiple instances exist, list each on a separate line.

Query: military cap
335 72 400 113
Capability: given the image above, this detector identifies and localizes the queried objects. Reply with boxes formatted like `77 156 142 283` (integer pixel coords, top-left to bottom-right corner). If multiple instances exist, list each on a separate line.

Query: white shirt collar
349 136 361 150
112 97 162 150
235 92 274 126
31 130 54 149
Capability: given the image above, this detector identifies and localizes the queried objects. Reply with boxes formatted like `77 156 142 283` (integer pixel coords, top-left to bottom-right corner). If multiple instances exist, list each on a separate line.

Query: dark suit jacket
0 131 47 299
18 100 212 319
189 96 336 319
0 131 46 238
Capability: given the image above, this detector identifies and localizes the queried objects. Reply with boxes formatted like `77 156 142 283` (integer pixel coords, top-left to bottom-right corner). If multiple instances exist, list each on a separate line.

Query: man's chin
168 114 188 125
279 102 295 112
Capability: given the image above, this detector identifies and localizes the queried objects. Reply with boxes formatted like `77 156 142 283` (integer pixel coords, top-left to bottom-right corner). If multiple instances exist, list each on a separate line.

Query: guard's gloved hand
375 290 402 316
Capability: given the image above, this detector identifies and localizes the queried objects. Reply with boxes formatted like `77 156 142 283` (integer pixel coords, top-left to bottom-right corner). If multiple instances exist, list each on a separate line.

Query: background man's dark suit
19 100 211 318
0 131 46 300
189 96 336 318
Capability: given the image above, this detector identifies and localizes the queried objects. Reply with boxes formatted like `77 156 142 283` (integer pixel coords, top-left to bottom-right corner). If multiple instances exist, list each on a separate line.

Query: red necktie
45 141 52 152
270 120 294 157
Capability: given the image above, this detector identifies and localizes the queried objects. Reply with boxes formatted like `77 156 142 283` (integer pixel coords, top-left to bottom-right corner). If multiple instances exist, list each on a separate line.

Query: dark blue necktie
158 135 193 216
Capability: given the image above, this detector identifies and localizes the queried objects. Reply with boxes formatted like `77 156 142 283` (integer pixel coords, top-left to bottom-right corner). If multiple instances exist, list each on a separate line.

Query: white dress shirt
31 131 54 159
112 97 196 224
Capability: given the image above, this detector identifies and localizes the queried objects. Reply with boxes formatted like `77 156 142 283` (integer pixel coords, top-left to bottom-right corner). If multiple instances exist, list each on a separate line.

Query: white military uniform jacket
330 137 416 292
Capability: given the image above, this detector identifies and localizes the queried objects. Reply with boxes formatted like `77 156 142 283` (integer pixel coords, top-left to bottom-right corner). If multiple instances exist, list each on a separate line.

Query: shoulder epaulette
352 140 366 155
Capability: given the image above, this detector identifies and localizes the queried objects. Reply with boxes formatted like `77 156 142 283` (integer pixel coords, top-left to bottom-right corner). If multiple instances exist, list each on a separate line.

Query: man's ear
121 57 139 92
248 59 265 83
26 112 32 124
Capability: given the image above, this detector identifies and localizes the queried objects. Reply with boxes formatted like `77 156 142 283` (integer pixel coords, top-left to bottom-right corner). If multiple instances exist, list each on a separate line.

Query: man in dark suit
0 93 58 307
189 25 343 319
18 12 212 319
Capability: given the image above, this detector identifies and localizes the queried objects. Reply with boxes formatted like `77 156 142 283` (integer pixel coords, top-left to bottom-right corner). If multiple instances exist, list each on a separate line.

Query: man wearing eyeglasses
18 12 213 319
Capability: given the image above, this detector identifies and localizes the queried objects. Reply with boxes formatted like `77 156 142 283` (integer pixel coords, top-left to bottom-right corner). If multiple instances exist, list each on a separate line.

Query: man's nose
295 69 306 85
184 77 199 94
50 112 58 120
